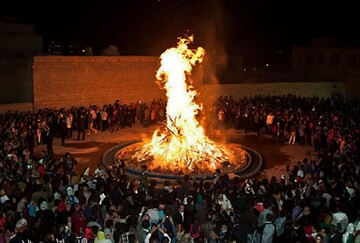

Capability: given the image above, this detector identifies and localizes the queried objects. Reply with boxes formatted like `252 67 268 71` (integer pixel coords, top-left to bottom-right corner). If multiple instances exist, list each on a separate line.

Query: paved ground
34 124 316 181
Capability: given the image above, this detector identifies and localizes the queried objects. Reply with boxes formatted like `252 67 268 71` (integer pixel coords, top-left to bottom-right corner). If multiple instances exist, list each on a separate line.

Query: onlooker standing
77 110 86 140
100 106 108 131
65 112 73 138
288 122 297 145
88 106 98 135
266 112 275 135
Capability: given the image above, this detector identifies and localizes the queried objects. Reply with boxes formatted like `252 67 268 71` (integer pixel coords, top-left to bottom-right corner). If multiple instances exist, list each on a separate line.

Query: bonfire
133 35 235 173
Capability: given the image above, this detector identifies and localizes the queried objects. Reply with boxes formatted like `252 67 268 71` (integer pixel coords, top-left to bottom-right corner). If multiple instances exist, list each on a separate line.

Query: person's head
178 204 185 212
4 225 15 238
65 152 71 159
220 224 228 232
303 205 311 215
165 207 173 217
82 183 89 192
15 218 27 233
74 203 82 212
109 209 118 219
265 213 273 222
193 218 200 226
91 225 99 237
161 237 170 243
319 227 328 237
314 234 322 243
141 219 150 230
105 219 114 229
206 213 213 221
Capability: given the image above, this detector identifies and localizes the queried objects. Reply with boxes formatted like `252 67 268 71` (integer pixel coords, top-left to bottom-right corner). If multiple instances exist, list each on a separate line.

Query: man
173 204 185 238
136 207 151 243
77 110 86 140
59 112 67 145
44 117 54 157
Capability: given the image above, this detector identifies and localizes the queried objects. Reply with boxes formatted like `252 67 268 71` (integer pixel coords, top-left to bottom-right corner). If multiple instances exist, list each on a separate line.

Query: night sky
1 0 359 56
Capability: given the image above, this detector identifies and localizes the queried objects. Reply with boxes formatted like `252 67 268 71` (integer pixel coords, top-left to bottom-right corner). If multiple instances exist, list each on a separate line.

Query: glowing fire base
106 139 257 181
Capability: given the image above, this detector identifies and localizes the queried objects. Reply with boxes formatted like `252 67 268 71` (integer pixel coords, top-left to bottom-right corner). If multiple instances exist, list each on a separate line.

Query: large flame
134 36 230 172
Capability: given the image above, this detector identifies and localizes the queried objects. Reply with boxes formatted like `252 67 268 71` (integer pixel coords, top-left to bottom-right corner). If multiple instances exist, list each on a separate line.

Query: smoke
197 0 228 85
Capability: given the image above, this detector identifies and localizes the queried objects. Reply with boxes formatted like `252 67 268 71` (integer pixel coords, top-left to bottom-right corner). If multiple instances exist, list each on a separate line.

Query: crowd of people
0 92 359 243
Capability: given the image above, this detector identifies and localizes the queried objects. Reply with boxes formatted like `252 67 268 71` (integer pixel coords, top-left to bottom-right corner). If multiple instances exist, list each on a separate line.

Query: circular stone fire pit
102 139 263 181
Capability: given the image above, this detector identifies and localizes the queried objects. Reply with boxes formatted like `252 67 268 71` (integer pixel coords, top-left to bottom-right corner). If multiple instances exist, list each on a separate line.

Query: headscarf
342 223 354 243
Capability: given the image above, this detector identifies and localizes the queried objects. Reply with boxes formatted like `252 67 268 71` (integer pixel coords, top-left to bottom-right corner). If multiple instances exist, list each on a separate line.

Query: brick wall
33 56 346 110
33 56 165 110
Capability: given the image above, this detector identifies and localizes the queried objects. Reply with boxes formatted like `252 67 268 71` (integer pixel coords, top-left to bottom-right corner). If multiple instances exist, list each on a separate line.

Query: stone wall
32 55 347 111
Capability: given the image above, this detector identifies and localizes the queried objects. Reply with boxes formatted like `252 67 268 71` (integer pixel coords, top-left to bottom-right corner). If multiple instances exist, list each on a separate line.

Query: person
213 169 221 185
65 112 73 138
216 223 231 242
138 165 149 194
10 218 32 243
202 213 217 241
288 122 297 145
266 112 275 134
77 110 87 140
100 106 108 131
62 152 77 175
136 207 151 243
257 214 276 243
44 117 54 157
88 106 98 135
190 218 201 241
173 204 185 240
71 203 87 238
59 112 67 145
314 234 323 243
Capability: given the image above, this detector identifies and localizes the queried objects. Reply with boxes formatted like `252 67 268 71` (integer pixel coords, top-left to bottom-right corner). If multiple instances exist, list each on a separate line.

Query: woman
190 218 201 241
